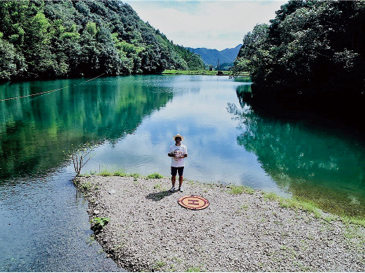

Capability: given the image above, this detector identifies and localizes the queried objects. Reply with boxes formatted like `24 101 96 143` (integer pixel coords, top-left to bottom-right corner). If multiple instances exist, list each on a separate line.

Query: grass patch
344 217 365 228
241 204 249 210
187 266 204 272
146 172 164 179
95 170 141 180
154 260 166 270
113 170 127 177
228 185 254 195
279 197 322 218
244 187 255 194
261 191 365 228
235 203 250 214
162 69 231 76
228 185 244 195
262 191 322 218
323 214 339 223
99 170 112 177
263 192 280 201
90 217 110 231
80 181 93 191
130 173 140 181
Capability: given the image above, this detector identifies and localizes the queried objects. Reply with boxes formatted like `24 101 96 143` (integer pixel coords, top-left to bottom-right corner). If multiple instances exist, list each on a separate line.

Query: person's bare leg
179 175 183 189
171 175 176 187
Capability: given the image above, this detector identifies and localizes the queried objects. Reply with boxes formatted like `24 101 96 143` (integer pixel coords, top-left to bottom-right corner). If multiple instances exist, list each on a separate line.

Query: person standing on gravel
167 134 188 192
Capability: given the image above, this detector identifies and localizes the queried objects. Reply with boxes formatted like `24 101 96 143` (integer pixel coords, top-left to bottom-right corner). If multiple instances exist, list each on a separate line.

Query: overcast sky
122 0 287 50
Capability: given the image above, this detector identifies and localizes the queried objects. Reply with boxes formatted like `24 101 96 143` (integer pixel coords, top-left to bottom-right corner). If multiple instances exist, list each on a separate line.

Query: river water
0 75 364 271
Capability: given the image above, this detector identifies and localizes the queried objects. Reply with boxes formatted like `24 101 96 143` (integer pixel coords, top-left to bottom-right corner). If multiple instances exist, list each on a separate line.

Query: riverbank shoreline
161 69 234 76
74 175 365 272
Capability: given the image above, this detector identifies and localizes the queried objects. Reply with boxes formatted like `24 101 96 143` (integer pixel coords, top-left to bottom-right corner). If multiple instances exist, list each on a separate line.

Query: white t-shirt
169 144 188 167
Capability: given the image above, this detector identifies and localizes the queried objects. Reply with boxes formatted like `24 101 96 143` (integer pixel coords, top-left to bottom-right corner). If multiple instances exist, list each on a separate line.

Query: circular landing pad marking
178 195 209 210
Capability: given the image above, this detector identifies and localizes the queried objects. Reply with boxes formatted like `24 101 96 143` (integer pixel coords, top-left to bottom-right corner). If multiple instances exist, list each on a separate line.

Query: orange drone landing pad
178 195 209 210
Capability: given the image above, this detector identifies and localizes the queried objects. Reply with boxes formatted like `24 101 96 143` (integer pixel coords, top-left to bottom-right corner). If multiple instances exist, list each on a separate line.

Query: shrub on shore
147 173 164 179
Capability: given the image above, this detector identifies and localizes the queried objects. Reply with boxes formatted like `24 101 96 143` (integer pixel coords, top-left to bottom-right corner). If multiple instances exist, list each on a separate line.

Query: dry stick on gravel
74 176 365 272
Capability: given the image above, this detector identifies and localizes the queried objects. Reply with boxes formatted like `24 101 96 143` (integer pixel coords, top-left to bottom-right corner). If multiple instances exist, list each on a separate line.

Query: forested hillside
187 44 241 69
0 0 204 81
234 0 365 120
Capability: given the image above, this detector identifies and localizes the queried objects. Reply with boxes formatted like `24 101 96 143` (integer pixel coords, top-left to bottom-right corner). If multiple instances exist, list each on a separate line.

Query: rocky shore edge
74 175 365 272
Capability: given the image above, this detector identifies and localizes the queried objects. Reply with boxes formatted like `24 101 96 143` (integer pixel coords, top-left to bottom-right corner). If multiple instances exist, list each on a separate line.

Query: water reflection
228 96 365 217
77 77 274 191
0 76 173 179
2 75 364 219
2 75 365 272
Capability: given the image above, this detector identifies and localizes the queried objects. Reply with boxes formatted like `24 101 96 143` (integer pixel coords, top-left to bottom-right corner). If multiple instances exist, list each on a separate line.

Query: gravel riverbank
74 176 365 272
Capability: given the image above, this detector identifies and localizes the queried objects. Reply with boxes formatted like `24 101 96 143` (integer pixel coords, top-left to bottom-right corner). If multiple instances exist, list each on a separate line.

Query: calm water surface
0 75 364 271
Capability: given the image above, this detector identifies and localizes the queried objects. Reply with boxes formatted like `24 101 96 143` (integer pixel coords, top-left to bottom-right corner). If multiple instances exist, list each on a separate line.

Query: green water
229 102 365 217
0 76 172 178
1 75 364 219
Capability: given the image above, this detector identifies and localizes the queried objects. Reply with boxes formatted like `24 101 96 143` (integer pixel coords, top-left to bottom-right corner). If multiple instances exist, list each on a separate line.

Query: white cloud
123 0 286 50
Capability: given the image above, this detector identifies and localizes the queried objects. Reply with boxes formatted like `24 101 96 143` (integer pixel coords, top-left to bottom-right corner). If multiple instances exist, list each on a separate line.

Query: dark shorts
171 166 184 176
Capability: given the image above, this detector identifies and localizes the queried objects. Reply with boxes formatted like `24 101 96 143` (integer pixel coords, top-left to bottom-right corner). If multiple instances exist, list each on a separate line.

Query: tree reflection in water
0 76 173 179
227 95 365 218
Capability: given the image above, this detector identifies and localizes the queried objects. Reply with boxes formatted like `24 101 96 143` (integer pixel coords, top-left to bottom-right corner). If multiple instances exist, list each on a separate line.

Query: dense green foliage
234 0 365 118
0 0 204 81
174 45 205 71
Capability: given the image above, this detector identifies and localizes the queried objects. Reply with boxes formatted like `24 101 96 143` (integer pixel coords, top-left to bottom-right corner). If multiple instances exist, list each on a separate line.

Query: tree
22 11 56 78
0 0 205 81
0 36 26 81
233 1 365 120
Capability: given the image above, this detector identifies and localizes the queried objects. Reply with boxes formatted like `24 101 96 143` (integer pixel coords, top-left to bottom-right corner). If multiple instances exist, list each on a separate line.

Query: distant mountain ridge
186 44 242 67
